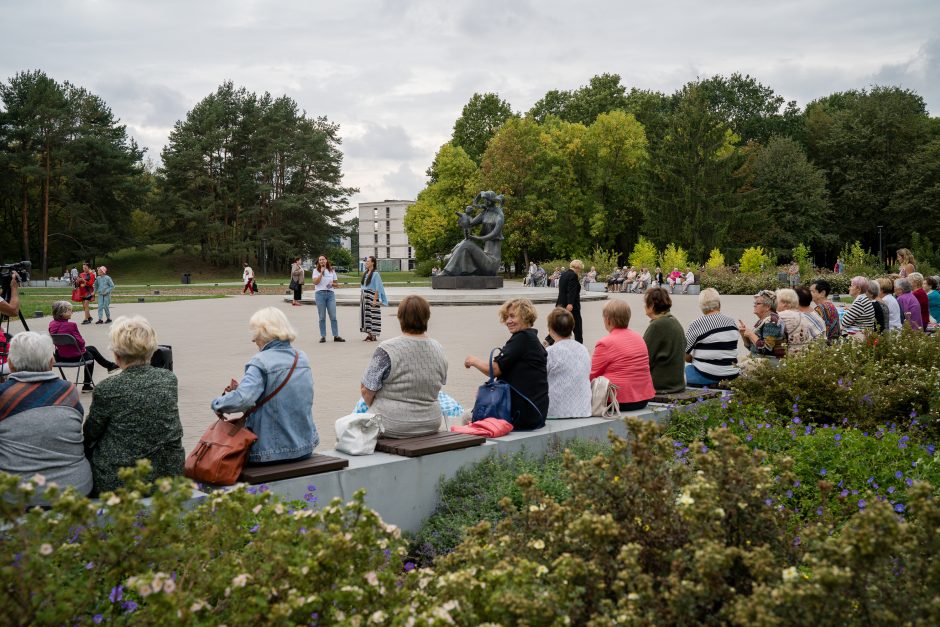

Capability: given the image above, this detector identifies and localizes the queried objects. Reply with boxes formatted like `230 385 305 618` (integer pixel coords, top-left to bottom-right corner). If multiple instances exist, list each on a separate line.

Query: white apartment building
357 199 415 272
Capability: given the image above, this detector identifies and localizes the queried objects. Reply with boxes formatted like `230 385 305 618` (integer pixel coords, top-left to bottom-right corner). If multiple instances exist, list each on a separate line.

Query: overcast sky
2 0 938 211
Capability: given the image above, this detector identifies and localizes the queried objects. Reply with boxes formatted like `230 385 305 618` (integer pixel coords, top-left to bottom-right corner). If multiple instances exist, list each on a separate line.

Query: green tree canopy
451 92 516 165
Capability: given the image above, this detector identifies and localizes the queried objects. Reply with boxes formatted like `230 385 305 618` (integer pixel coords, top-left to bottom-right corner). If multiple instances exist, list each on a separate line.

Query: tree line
0 72 356 275
405 74 940 270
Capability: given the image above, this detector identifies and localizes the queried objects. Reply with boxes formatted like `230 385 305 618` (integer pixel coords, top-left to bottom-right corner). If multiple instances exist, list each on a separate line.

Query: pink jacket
48 319 86 358
590 328 655 404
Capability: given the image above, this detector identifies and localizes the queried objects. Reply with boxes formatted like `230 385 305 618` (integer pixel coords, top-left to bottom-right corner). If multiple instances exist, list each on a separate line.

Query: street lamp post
877 226 883 269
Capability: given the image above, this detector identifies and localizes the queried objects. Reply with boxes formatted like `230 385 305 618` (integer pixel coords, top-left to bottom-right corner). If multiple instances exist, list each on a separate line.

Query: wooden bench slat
375 432 485 457
239 454 349 484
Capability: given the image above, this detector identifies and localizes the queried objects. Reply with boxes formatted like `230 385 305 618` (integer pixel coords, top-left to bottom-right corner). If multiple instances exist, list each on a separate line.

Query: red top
48 319 86 359
913 289 930 326
590 328 655 404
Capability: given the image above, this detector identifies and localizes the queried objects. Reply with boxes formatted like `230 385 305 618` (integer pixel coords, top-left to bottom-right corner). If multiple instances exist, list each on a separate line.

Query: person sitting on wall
738 290 787 364
590 300 655 412
684 288 740 387
544 308 592 419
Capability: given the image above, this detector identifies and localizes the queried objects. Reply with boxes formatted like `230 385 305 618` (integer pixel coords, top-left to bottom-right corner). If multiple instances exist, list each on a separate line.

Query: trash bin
182 273 191 285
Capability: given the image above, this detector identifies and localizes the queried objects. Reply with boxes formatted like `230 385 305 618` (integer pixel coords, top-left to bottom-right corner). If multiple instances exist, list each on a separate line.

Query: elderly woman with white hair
841 276 876 331
84 316 184 494
775 288 822 354
0 332 93 498
212 307 318 465
684 288 740 386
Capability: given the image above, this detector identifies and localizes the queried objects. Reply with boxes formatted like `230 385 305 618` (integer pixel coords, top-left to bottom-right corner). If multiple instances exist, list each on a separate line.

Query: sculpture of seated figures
440 191 504 277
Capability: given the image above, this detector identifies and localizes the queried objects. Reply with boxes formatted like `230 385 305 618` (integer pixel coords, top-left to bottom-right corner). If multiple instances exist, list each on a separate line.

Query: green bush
740 246 775 274
1 463 423 625
409 439 610 565
659 243 690 272
840 240 883 277
413 258 437 277
700 267 781 294
792 243 812 277
729 328 940 437
628 236 659 271
706 248 725 269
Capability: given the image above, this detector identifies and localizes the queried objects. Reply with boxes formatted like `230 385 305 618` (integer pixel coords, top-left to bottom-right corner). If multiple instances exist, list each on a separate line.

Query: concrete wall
264 407 670 533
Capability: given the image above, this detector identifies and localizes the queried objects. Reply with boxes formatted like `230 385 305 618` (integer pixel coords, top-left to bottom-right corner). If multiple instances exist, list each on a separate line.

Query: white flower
528 539 545 550
365 571 379 586
535 565 548 576
138 583 153 597
163 579 176 594
39 543 53 556
369 610 387 623
158 479 172 493
713 507 726 518
782 566 799 582
273 503 284 515
252 504 262 514
106 495 121 506
232 573 250 588
677 491 695 507
30 474 46 487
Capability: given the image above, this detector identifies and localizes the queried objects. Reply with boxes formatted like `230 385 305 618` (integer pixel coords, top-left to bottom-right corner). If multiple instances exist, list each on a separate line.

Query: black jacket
556 269 581 311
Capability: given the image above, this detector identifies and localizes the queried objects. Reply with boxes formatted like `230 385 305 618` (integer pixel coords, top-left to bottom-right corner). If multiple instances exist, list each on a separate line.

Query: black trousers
619 400 649 412
572 308 583 344
57 346 115 384
292 285 303 301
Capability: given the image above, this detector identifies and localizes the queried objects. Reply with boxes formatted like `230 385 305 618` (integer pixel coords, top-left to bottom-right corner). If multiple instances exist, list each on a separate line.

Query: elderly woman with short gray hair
0 332 93 499
841 276 876 331
84 316 184 494
775 288 822 354
48 300 119 391
895 278 924 331
212 307 318 464
684 288 740 386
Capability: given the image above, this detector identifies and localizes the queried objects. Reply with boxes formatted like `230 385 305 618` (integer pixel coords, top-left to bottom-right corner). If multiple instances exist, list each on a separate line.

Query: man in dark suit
556 259 584 343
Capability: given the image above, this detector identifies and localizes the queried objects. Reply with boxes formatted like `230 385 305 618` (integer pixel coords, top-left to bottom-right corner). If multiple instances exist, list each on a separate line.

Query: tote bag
591 376 621 419
471 348 543 424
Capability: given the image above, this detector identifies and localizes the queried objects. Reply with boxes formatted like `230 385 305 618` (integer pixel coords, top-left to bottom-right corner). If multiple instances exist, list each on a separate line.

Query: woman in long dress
360 256 388 341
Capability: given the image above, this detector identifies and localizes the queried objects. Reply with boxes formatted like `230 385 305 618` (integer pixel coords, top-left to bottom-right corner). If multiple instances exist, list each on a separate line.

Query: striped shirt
841 294 876 330
685 313 740 379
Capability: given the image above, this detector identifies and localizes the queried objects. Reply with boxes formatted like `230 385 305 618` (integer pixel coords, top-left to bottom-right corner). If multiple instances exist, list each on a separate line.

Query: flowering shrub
666 398 940 528
410 439 610 565
729 328 940 436
1 462 425 625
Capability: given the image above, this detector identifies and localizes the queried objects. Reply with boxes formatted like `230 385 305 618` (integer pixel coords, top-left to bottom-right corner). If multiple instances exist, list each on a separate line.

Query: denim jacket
210 340 318 463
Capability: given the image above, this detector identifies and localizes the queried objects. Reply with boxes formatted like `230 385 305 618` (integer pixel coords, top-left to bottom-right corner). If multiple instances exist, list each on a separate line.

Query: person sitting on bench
211 308 318 465
360 295 448 438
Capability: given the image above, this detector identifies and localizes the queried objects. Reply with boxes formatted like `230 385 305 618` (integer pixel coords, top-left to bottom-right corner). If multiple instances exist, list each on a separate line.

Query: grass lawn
14 289 226 318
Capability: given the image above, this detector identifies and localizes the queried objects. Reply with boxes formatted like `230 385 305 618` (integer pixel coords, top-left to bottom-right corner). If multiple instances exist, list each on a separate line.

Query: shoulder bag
471 348 543 424
185 351 299 486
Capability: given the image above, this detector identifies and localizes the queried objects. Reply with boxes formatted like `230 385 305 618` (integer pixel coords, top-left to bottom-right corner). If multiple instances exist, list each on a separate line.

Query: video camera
0 261 30 301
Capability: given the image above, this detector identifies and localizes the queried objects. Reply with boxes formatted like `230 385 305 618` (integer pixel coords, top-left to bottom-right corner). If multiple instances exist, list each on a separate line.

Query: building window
375 248 379 258
408 246 412 259
373 208 378 220
373 233 378 244
386 233 390 245
385 220 390 232
386 207 390 219
386 246 390 259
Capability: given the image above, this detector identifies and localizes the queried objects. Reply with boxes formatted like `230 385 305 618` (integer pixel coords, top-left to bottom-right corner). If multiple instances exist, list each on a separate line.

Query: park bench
238 454 349 484
375 432 485 457
651 388 722 405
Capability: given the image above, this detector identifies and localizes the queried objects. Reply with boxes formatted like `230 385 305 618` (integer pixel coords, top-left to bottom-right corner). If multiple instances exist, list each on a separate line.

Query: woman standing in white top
544 308 592 418
311 255 344 343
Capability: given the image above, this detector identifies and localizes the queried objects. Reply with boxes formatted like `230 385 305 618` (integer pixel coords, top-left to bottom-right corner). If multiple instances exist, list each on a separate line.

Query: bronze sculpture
440 191 504 276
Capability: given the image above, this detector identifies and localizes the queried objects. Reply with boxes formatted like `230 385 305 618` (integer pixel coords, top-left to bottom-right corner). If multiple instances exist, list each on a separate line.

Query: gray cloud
2 0 938 207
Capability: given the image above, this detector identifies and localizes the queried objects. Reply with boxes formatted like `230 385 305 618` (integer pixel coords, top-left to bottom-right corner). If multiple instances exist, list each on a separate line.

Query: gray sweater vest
370 335 447 438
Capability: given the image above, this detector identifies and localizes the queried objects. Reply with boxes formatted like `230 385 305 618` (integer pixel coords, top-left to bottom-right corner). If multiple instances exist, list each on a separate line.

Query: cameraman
0 272 20 317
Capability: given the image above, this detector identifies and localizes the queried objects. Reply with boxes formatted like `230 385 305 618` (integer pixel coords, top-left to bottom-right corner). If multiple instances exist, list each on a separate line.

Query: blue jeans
685 363 723 388
315 290 339 337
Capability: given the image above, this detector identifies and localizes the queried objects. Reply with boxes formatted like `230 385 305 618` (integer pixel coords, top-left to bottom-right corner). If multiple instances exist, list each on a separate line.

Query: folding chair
51 333 94 388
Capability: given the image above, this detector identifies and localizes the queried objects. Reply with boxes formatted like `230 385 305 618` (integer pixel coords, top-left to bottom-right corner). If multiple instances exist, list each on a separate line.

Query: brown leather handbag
185 351 299 486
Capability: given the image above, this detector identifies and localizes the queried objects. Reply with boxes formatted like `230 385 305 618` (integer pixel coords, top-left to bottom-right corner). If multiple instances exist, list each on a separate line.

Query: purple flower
851 489 859 495
85 561 94 570
764 498 773 506
928 444 936 455
805 425 812 435
837 378 844 386
792 417 801 425
404 561 416 572
858 499 867 509
793 536 801 546
888 486 896 494
764 423 771 429
895 470 904 479
720 422 728 428
93 615 103 624
820 468 827 476
746 434 753 442
834 433 842 442
785 490 794 498
258 484 270 493
867 477 875 484
756 423 763 430
247 486 258 495
109 585 123 603
700 445 709 453
299 527 308 535
307 484 317 492
899 436 910 450
906 478 914 487
840 488 850 498
894 503 906 513
122 600 138 613
249 524 259 534
910 410 918 418
816 507 824 516
304 492 318 503
793 480 801 487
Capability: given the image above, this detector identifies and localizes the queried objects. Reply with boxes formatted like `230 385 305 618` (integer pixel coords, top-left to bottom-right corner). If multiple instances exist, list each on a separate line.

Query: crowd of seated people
3 257 938 503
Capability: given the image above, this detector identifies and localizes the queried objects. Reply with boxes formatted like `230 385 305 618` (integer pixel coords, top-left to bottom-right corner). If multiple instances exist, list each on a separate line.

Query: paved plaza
8 284 757 451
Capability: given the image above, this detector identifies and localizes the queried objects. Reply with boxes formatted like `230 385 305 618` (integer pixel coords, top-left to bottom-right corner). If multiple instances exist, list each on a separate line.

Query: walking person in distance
555 259 583 343
290 257 305 306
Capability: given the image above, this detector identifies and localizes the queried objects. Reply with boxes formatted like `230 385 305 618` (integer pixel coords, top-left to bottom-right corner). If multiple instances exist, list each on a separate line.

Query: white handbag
334 413 384 455
591 376 621 419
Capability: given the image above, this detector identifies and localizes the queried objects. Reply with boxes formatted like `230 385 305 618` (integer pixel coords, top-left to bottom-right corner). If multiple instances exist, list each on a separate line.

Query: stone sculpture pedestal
431 275 504 290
